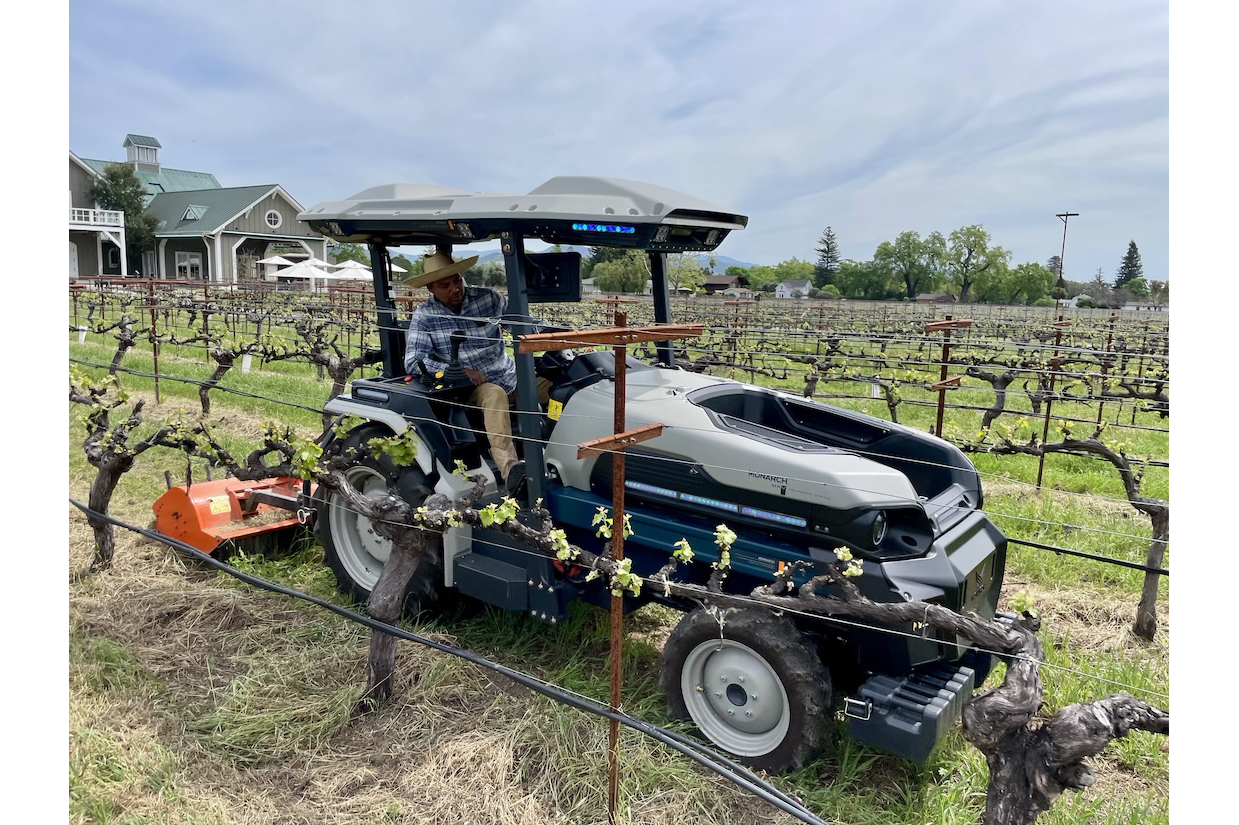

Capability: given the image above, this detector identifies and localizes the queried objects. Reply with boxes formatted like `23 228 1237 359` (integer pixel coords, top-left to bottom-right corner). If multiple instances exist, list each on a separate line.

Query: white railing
70 208 124 227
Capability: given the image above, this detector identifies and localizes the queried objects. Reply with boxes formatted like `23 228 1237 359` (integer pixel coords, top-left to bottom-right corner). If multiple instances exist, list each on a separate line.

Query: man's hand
464 368 484 386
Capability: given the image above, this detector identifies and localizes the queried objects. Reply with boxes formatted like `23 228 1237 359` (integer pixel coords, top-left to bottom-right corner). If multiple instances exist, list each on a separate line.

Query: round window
265 210 283 229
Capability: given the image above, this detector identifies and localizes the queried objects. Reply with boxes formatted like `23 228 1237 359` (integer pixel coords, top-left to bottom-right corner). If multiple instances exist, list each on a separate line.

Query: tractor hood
545 369 921 513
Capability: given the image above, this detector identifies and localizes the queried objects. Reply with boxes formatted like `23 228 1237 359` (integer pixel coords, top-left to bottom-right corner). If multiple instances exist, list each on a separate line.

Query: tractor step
843 659 978 762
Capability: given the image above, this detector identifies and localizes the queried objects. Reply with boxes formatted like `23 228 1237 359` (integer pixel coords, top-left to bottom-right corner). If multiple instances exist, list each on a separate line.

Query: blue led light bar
625 480 805 527
572 223 636 234
625 480 678 499
679 493 739 513
741 506 808 528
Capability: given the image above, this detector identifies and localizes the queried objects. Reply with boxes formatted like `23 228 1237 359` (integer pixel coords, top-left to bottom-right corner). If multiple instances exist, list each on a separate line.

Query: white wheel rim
328 465 392 592
679 638 791 757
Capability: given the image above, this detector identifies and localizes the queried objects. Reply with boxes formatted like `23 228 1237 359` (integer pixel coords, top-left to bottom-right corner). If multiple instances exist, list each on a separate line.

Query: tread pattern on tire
661 607 834 773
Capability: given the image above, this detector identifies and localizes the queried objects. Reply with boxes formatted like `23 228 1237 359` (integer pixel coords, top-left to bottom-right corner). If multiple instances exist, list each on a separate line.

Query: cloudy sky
68 0 1168 282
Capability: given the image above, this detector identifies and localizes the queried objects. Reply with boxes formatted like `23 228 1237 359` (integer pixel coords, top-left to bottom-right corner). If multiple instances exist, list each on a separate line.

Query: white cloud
70 0 1169 278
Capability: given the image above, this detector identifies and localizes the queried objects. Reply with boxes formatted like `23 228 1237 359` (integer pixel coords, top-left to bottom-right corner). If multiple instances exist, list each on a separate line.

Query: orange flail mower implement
152 476 315 555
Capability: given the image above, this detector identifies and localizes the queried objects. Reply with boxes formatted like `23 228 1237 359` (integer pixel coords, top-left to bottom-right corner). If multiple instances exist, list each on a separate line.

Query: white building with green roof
69 134 328 281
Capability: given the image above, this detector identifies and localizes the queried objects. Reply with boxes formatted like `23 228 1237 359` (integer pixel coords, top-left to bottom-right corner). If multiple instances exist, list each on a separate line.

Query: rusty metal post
148 280 162 404
203 281 212 363
935 316 953 437
607 311 628 824
1131 320 1150 425
924 317 972 436
1036 316 1069 488
515 321 703 825
1096 314 1118 426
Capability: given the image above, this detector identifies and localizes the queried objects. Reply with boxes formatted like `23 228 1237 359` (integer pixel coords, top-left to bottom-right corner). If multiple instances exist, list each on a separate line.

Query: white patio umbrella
330 260 372 274
269 261 338 291
256 255 296 266
333 257 407 276
328 260 376 284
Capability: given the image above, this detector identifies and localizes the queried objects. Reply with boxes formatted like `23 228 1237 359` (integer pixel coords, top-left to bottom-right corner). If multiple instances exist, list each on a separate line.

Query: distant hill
687 253 757 272
475 246 757 270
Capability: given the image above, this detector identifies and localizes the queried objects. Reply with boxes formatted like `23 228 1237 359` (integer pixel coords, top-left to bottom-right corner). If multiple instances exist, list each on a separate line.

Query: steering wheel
527 323 576 384
536 347 577 384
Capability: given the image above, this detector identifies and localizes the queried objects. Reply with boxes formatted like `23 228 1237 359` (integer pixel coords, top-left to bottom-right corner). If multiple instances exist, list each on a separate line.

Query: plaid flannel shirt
404 287 517 393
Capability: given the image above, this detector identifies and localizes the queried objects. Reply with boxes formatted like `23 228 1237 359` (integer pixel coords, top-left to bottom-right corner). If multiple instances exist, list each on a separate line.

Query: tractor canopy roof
299 176 747 252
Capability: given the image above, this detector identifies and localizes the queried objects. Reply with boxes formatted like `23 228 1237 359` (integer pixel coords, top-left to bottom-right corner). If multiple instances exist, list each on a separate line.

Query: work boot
505 460 526 498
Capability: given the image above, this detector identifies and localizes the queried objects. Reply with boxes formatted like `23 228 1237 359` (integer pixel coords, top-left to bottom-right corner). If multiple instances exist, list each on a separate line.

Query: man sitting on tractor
403 247 547 493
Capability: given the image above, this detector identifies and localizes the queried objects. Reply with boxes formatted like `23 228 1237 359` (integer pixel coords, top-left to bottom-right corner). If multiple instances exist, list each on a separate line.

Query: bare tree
170 323 265 414
73 308 147 378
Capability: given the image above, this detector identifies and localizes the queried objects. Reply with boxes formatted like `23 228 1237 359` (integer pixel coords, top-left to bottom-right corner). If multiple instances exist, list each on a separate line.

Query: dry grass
998 583 1169 655
68 485 792 823
69 538 798 824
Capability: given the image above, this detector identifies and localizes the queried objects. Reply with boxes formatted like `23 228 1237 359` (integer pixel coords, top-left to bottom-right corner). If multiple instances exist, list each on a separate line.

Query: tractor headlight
812 506 930 561
871 511 888 546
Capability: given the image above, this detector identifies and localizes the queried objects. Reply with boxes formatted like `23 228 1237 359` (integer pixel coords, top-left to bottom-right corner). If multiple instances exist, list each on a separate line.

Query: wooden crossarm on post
930 375 963 392
577 424 665 459
924 319 974 333
517 324 704 354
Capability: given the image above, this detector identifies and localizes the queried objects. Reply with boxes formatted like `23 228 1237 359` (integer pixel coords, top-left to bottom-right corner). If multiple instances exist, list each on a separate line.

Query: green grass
71 633 163 698
186 668 360 766
69 725 208 825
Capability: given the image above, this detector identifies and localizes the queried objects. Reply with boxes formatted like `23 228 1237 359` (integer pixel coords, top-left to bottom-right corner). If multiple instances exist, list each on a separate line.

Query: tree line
447 230 1165 311
812 227 1164 308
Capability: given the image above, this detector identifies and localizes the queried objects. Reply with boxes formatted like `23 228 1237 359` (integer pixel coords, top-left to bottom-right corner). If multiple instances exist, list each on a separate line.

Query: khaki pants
471 378 551 482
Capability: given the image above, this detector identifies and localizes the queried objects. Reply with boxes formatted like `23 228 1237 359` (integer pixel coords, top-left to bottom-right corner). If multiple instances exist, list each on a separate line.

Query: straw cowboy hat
404 247 479 288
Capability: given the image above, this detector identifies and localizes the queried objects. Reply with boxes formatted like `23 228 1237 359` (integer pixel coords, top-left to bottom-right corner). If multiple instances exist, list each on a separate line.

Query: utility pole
1053 212 1079 312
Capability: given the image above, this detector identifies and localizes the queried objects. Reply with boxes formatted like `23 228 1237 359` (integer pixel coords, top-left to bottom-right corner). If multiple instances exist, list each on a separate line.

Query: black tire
314 426 443 615
661 608 834 773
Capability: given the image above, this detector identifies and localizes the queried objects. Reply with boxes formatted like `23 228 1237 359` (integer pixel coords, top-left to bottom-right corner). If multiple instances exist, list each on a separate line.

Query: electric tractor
297 177 1008 771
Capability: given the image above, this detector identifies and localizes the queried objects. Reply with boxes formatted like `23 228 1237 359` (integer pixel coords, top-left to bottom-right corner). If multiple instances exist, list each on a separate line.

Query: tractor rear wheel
661 608 834 773
314 427 443 616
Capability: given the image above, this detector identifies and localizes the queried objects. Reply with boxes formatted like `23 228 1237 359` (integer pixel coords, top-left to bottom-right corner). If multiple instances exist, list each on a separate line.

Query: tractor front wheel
314 427 443 616
661 608 834 773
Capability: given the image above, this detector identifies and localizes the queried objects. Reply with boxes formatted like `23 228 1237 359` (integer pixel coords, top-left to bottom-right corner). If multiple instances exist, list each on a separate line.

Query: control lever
442 330 468 386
